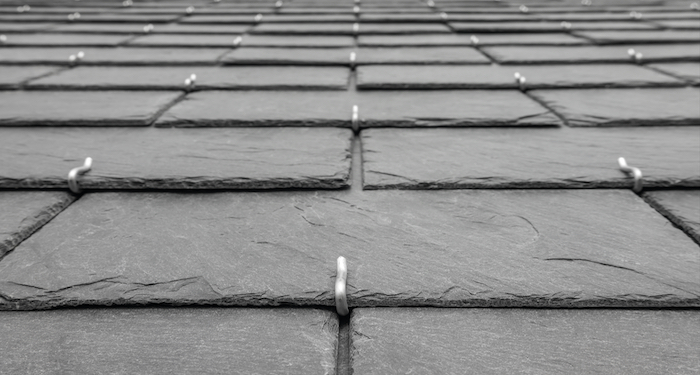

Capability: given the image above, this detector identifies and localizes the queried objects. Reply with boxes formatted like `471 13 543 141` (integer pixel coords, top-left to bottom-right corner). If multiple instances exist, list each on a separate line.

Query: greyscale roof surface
0 0 699 373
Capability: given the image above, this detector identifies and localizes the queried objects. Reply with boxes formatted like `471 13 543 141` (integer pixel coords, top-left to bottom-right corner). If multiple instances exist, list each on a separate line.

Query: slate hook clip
335 256 349 316
618 157 643 193
514 72 527 91
352 105 359 132
68 157 92 194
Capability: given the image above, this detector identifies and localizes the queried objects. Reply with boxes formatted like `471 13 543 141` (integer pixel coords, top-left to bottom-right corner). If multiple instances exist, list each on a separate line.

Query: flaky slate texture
0 91 181 126
644 190 700 244
0 127 351 189
483 44 700 63
362 127 700 189
0 33 131 46
0 47 229 65
0 190 697 309
648 62 700 83
222 47 353 65
0 192 75 257
355 90 560 127
575 30 700 43
352 308 700 375
127 34 243 47
0 66 60 88
157 91 352 127
355 47 490 64
0 308 337 375
530 87 700 126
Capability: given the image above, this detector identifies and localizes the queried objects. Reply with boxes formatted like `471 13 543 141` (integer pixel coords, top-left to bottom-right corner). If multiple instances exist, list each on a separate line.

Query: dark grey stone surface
264 14 357 22
575 30 700 43
28 66 349 90
0 192 75 257
450 21 563 32
648 62 700 83
178 15 258 23
355 47 490 64
0 66 61 87
50 22 160 34
562 21 660 30
157 91 352 127
0 33 131 46
530 87 700 126
653 19 700 29
362 127 700 188
483 44 700 63
0 308 337 375
0 127 351 189
0 189 697 309
251 23 354 35
222 47 353 65
352 308 700 375
354 90 560 126
154 23 249 34
644 190 700 244
127 34 242 47
358 34 475 46
0 47 229 65
241 35 355 47
461 33 591 45
0 91 181 126
0 22 55 32
359 13 442 22
358 23 451 34
67 13 178 22
357 64 682 88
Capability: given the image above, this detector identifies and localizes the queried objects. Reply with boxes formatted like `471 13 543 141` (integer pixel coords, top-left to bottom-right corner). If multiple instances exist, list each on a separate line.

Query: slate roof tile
644 190 700 244
0 33 133 46
648 62 700 83
0 65 61 87
0 47 230 65
355 46 491 64
482 43 700 63
222 47 353 65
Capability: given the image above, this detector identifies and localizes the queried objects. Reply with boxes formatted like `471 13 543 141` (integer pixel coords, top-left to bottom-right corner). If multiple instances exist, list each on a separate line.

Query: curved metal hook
618 157 643 193
68 157 92 194
335 256 349 316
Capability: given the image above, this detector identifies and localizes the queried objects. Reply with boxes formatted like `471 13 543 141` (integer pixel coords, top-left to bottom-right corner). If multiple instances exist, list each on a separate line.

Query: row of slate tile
0 127 698 189
0 188 698 308
1 88 698 126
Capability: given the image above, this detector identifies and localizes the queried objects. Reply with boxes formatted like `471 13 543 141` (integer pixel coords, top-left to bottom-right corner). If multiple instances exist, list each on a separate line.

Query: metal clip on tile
519 5 529 12
470 35 479 45
143 24 154 33
68 157 92 194
67 12 80 21
692 2 699 10
335 256 349 316
186 6 195 14
427 0 435 7
184 73 196 91
122 0 132 7
254 13 263 23
629 11 643 19
17 5 30 12
275 1 283 8
627 48 643 64
581 0 592 6
349 52 356 68
618 157 643 193
514 72 526 91
68 51 85 66
353 22 359 35
352 105 359 132
561 21 572 29
440 12 448 21
0 35 6 44
233 36 242 47
354 5 360 14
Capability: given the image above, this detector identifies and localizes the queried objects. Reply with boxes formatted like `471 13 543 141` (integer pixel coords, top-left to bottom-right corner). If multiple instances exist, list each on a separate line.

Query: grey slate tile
127 34 242 47
483 44 700 63
0 47 229 65
0 65 61 87
240 35 355 47
464 33 591 45
0 127 351 189
0 192 75 257
575 30 700 43
560 21 661 30
362 127 700 189
450 21 563 32
647 62 700 83
653 19 700 29
358 34 476 46
0 308 337 375
0 91 181 126
359 13 443 22
644 190 700 244
28 66 349 90
0 189 698 309
444 13 540 22
354 90 560 126
530 87 700 126
356 64 682 89
358 23 452 34
157 91 352 127
352 308 700 375
0 22 55 32
153 23 249 34
251 23 354 35
0 33 131 46
50 22 159 34
222 47 353 66
63 14 179 23
355 47 490 64
263 14 357 22
178 15 258 23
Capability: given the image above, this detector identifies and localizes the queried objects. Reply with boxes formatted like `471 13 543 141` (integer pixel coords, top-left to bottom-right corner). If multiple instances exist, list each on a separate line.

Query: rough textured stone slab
644 190 700 244
127 34 242 47
354 90 560 126
222 47 353 65
532 12 653 20
0 66 60 87
0 47 229 65
264 14 357 22
0 192 75 257
0 22 55 32
0 33 131 46
179 15 258 24
563 21 660 30
653 19 700 29
450 21 563 32
352 309 700 375
241 35 355 47
153 23 249 34
0 127 351 189
0 308 337 375
362 127 700 189
355 47 489 64
359 13 442 22
648 62 700 83
531 87 700 126
445 14 538 22
483 44 700 63
251 23 354 35
465 33 590 45
65 14 179 23
0 189 698 309
0 91 180 126
576 30 700 43
50 22 159 34
358 23 451 34
157 91 352 127
28 66 349 90
357 64 681 88
358 34 475 46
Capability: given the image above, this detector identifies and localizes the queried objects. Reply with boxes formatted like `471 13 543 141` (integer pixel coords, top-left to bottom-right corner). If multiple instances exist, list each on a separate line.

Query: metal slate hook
514 72 527 91
335 256 349 316
68 157 92 194
618 157 643 193
352 105 359 132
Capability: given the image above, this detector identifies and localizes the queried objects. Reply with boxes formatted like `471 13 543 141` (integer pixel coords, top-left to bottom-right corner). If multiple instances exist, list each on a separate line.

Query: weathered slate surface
352 308 700 375
466 32 591 45
354 90 560 126
654 19 700 29
0 22 55 32
644 190 700 244
0 192 75 257
561 21 660 30
0 127 351 189
157 91 352 127
355 47 490 64
483 44 700 63
648 62 700 83
530 87 700 126
358 23 452 34
28 66 349 90
178 15 258 24
362 127 700 188
241 35 355 47
0 66 60 87
0 91 181 126
127 34 242 47
0 308 337 375
264 14 357 22
358 34 475 46
0 33 131 46
0 47 229 65
251 23 354 35
575 30 700 43
450 21 563 32
0 189 698 309
356 64 681 88
50 22 160 34
152 23 249 34
222 47 353 65
359 13 442 22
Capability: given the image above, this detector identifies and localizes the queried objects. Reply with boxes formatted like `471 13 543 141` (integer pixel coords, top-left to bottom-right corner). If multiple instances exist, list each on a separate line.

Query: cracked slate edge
643 192 700 245
0 192 76 258
362 177 700 190
358 113 562 128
